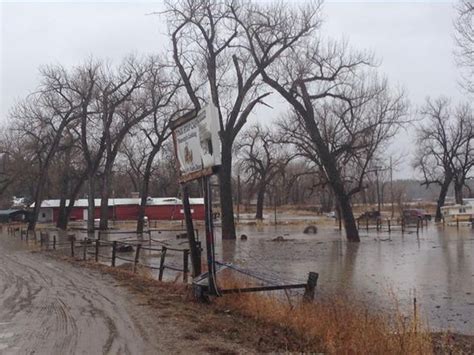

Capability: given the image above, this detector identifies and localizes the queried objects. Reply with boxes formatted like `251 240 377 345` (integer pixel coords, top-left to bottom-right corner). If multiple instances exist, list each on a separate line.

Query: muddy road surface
0 235 243 354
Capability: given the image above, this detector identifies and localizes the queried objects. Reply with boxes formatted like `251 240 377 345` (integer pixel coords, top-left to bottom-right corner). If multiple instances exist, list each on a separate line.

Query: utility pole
390 157 394 218
375 167 381 213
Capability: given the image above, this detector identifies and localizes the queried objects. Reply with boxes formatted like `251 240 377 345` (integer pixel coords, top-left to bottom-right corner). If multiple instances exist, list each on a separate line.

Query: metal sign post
203 175 218 295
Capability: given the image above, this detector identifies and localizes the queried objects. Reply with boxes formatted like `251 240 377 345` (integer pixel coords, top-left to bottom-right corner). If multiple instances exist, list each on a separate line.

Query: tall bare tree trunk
255 182 266 220
28 170 47 231
99 163 113 230
87 175 95 235
56 174 69 230
436 177 452 221
60 172 88 230
219 142 236 239
307 121 360 242
136 146 160 235
454 179 464 204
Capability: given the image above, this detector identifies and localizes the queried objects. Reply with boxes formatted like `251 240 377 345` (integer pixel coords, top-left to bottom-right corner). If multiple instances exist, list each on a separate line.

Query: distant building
31 197 205 223
0 209 30 223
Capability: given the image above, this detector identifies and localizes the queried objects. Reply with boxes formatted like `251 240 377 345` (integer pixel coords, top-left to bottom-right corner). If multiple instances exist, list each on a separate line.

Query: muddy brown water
216 223 474 335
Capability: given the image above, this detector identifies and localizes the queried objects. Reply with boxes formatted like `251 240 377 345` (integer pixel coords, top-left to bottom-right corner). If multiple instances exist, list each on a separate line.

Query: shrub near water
214 277 433 354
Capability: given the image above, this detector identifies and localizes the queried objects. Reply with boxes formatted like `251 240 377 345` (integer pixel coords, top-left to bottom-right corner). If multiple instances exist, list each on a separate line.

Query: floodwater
214 222 474 335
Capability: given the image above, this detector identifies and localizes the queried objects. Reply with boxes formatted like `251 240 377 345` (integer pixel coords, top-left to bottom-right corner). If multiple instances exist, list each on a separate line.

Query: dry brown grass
214 275 433 354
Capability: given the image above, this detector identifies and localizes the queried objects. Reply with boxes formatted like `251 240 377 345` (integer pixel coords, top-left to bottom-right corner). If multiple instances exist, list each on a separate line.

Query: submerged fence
356 217 429 234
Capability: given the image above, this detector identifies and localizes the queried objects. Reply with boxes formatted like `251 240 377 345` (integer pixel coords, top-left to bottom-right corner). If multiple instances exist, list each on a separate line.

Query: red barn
33 197 205 223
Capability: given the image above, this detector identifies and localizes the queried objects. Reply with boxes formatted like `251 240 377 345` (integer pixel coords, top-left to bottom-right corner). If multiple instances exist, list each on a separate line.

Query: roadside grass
214 275 433 354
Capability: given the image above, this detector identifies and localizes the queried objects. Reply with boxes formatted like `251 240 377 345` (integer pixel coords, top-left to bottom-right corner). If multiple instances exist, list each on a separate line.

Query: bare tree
236 124 294 219
10 64 85 231
96 56 180 230
454 0 474 95
414 97 474 220
164 0 320 239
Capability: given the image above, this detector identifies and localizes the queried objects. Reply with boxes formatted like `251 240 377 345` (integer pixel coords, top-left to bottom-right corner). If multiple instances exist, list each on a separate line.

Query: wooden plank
220 284 307 294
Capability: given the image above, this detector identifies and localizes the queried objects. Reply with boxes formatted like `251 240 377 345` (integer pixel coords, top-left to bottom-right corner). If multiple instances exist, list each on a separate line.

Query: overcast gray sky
0 0 465 178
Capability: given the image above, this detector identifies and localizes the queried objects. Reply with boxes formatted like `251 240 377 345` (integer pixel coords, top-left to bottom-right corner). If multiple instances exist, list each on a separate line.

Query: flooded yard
215 222 474 335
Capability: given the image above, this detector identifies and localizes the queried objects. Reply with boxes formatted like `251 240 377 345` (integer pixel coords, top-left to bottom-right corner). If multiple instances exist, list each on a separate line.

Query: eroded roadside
0 235 258 354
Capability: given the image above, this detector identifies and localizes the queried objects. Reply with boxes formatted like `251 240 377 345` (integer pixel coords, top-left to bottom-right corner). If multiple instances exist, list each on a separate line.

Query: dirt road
0 235 247 354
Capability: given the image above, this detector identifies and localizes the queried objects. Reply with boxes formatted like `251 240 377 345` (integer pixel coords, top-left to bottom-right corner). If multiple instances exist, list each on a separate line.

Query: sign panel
172 103 221 182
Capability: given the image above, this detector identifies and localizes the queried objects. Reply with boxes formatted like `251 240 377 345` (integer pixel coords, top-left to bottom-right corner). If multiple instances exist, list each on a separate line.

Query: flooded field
215 222 474 335
32 220 474 335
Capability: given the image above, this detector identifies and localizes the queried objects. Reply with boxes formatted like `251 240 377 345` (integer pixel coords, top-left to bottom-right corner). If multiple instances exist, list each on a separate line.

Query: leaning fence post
111 241 117 267
158 246 168 281
303 272 319 302
133 244 142 273
183 249 189 283
95 239 100 262
83 238 88 261
71 237 75 257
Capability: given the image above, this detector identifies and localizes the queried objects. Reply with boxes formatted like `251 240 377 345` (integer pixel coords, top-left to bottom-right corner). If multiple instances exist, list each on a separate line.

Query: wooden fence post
303 272 319 302
111 241 117 267
95 239 100 262
133 244 142 273
183 249 189 283
53 235 56 250
71 237 75 257
387 219 391 233
158 246 168 281
83 239 88 261
366 218 369 231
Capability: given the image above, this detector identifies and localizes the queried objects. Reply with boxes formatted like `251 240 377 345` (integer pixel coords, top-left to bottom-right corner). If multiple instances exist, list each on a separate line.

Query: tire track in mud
0 238 148 354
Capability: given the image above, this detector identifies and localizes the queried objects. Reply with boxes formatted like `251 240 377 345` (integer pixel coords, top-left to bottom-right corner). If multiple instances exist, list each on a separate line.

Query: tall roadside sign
171 103 221 295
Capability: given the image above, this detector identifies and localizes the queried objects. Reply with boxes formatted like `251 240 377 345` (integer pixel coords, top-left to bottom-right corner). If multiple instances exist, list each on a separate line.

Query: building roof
31 197 204 208
0 209 27 216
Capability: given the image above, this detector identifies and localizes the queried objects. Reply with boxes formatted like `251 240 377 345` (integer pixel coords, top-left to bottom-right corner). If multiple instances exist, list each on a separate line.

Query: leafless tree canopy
414 97 474 219
454 0 474 94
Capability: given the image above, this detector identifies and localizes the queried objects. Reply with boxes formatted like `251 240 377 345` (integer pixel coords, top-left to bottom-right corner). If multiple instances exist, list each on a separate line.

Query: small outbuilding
0 209 30 223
